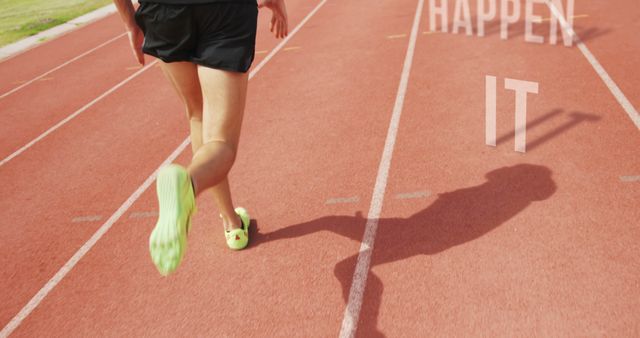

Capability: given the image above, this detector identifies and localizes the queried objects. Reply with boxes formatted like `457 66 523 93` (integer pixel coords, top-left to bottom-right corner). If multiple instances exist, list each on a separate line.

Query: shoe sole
149 165 194 275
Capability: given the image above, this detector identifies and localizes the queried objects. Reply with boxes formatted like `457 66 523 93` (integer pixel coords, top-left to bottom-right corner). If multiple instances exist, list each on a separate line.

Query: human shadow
253 164 556 336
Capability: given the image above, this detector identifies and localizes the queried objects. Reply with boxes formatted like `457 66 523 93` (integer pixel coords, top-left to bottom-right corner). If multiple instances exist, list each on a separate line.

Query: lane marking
249 0 327 78
71 215 102 223
395 190 431 199
125 66 141 70
0 32 127 99
0 139 189 338
386 34 407 39
129 211 157 219
422 31 439 35
326 196 359 205
255 50 269 55
540 14 588 22
283 46 301 51
0 60 158 168
38 77 54 82
545 0 639 130
620 175 640 182
0 1 328 336
339 0 424 336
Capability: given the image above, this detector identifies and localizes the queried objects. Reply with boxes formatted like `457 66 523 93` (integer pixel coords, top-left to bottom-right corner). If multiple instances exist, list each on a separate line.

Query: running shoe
149 164 196 275
225 207 250 250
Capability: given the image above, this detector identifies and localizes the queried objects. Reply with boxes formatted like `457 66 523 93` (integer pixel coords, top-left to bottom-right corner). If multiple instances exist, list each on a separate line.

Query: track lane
569 0 640 124
0 0 319 329
6 0 422 335
0 15 126 95
0 67 186 328
355 1 640 335
2 0 637 336
0 1 320 166
0 38 146 162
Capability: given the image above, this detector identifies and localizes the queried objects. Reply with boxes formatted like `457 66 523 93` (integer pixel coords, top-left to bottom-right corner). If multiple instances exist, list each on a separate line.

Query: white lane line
0 1 327 335
249 0 327 78
326 196 359 205
395 190 431 199
545 0 640 130
129 211 157 219
0 138 189 338
338 0 424 336
620 175 640 182
0 60 158 168
71 216 103 223
0 32 127 99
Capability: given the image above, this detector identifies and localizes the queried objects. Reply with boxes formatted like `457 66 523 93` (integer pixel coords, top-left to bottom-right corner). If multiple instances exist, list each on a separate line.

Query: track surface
1 0 638 336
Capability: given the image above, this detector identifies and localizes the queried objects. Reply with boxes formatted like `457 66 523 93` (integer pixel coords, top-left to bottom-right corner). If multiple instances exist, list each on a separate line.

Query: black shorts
134 1 258 73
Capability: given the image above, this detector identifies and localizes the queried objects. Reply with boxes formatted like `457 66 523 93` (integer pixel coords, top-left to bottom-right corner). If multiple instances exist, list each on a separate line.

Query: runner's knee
206 139 237 164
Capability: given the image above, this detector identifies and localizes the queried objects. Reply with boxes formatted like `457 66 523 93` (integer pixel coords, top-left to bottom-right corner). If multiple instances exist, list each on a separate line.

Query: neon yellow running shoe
225 207 250 250
149 164 196 276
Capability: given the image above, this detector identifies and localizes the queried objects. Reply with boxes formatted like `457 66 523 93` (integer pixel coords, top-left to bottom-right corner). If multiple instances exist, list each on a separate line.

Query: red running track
0 0 638 336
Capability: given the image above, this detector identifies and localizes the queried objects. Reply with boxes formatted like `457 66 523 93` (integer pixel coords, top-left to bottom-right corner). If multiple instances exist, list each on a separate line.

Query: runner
112 0 288 275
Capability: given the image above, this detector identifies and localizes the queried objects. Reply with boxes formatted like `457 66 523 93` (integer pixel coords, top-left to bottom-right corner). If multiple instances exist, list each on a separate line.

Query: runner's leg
158 60 243 230
188 65 248 229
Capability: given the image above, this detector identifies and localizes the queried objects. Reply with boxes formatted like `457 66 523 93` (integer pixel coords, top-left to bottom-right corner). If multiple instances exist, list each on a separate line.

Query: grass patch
0 0 112 47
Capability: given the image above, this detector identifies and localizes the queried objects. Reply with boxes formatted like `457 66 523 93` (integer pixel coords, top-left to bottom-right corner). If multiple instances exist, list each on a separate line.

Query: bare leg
158 61 245 230
189 66 247 231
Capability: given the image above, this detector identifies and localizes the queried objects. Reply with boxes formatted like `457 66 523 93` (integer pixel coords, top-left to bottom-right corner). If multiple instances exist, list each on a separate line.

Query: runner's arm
258 0 289 39
112 0 145 65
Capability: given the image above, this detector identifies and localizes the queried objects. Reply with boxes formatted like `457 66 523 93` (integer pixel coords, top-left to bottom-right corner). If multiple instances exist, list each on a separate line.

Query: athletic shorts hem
142 50 253 73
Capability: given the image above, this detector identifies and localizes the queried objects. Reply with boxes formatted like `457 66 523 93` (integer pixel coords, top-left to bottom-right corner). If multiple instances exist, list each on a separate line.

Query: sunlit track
0 0 329 335
544 0 639 130
0 33 127 99
0 0 638 336
339 0 424 336
0 59 158 167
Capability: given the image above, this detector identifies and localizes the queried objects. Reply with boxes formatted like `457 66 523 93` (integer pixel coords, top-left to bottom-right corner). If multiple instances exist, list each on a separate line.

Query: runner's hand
127 25 145 66
258 0 288 39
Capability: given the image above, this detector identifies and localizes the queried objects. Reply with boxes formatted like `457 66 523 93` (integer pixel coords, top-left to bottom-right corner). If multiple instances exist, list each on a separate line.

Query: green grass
0 0 112 47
